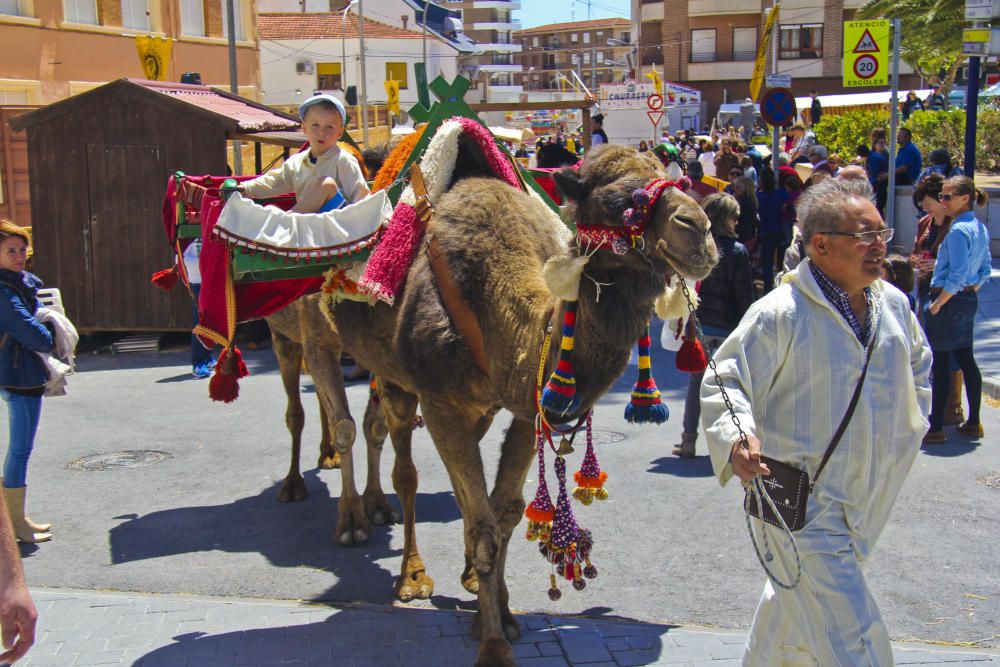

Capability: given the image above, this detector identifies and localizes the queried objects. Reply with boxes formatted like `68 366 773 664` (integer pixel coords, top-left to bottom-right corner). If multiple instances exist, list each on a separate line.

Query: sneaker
922 430 947 444
207 358 217 370
955 422 984 438
192 363 212 379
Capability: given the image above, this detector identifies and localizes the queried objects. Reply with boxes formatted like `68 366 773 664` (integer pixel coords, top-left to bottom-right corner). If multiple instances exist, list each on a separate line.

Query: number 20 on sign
843 20 889 88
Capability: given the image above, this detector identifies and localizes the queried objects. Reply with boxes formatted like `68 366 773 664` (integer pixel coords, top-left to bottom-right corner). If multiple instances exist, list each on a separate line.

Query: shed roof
259 12 444 42
9 78 300 134
515 17 630 35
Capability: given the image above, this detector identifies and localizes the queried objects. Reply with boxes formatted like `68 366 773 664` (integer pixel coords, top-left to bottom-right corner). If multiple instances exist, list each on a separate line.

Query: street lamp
527 66 534 91
341 0 359 94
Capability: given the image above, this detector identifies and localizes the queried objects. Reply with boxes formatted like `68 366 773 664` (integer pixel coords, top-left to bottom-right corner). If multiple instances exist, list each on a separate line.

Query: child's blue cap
298 94 346 123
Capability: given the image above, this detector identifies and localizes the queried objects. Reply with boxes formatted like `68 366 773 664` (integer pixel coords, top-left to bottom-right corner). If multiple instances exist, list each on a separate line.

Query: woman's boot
672 432 698 458
2 486 51 543
944 371 965 426
0 478 50 532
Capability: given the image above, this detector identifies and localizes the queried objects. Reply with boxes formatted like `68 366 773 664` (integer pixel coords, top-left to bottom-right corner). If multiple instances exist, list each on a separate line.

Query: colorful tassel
573 413 608 505
208 346 249 403
525 431 555 543
540 301 580 417
624 324 669 424
676 336 708 373
538 455 595 598
150 266 179 291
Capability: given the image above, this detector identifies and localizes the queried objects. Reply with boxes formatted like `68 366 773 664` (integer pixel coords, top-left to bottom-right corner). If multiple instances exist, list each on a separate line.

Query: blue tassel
541 386 580 416
624 401 669 425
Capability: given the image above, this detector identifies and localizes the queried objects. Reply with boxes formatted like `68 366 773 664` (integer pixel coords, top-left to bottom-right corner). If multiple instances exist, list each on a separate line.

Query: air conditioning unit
296 60 315 75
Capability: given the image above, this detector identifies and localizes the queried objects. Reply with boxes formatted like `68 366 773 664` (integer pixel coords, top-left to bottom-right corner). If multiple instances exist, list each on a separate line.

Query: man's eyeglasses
822 229 894 245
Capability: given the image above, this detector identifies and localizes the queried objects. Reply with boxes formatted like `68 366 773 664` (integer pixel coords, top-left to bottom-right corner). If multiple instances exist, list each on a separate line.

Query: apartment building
514 17 633 92
632 0 920 114
442 0 521 94
1 0 259 104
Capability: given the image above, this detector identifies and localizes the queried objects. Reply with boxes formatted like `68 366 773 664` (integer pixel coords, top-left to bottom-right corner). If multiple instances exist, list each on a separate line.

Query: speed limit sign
853 54 878 80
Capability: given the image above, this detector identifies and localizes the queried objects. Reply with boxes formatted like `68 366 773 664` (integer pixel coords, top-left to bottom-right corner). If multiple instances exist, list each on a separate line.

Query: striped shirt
809 262 873 344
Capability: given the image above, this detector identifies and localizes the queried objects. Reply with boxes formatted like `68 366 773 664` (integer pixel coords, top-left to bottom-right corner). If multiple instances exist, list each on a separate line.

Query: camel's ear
554 168 587 202
592 175 649 217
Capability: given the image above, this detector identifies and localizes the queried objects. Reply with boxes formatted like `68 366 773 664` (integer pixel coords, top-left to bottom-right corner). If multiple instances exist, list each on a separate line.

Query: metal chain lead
676 276 802 590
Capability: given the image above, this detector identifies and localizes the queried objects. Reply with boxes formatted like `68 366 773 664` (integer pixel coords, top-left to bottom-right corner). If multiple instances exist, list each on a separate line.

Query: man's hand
730 434 771 482
0 578 37 663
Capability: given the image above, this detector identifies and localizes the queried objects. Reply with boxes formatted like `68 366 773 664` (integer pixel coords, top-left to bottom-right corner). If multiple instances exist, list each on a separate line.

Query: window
596 51 604 64
780 24 822 59
690 28 716 62
221 0 244 41
179 0 203 35
733 27 756 61
583 32 590 44
533 36 539 47
317 63 342 90
596 30 603 40
0 0 22 16
0 90 30 104
583 51 590 64
64 0 97 24
121 0 147 29
570 32 577 43
620 32 630 43
386 62 408 89
570 53 579 65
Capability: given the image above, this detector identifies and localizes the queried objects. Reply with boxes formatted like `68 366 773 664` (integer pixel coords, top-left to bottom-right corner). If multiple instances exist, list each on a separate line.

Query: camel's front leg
303 341 367 546
422 400 514 667
380 380 433 602
361 385 399 526
316 399 340 469
273 333 308 503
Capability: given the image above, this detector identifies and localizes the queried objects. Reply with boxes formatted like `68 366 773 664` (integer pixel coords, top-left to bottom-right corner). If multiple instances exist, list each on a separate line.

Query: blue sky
517 0 630 29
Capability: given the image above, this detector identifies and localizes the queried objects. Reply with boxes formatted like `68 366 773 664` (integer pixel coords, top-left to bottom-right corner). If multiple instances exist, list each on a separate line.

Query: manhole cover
592 431 626 445
68 450 172 471
976 471 1000 489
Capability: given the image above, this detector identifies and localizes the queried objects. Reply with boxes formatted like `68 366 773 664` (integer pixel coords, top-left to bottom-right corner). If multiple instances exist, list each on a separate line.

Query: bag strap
812 305 881 487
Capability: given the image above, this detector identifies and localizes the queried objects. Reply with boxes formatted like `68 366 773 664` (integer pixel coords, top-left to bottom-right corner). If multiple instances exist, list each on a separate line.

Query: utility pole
358 0 369 147
226 0 242 174
422 0 427 69
965 56 981 174
886 18 901 230
769 3 778 173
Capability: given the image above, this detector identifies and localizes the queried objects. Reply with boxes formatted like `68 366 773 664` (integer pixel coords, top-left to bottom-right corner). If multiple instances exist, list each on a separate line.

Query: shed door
86 144 169 329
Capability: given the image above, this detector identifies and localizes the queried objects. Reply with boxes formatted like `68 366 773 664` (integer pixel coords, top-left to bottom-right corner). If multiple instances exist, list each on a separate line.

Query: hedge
810 108 1000 172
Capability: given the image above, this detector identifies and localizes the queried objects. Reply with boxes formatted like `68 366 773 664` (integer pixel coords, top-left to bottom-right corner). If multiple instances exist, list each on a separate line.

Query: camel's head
554 145 717 280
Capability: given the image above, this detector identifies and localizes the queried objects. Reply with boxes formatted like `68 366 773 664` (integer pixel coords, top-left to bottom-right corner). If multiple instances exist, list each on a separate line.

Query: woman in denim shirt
0 220 54 542
922 177 992 443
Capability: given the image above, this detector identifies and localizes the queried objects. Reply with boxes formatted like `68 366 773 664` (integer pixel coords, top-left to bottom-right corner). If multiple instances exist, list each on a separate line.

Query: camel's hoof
461 566 479 594
395 570 434 602
277 475 308 503
335 498 372 546
474 638 515 667
363 491 400 526
318 450 341 470
338 528 369 545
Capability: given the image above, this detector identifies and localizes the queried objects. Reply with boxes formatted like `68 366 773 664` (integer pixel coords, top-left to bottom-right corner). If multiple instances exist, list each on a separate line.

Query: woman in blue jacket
922 177 992 444
0 220 54 542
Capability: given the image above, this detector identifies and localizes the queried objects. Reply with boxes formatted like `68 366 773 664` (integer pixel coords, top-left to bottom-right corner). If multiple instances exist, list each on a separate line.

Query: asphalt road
10 321 999 650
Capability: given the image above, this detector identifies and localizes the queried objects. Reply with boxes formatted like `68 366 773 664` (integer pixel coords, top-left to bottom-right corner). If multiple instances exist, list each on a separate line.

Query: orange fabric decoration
371 128 425 192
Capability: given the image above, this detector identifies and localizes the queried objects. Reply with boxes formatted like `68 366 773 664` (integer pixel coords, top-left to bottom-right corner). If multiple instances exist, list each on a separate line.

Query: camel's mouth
649 239 716 282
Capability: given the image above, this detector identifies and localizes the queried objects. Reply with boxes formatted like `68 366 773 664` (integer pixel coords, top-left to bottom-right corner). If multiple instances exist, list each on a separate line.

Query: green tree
857 0 966 97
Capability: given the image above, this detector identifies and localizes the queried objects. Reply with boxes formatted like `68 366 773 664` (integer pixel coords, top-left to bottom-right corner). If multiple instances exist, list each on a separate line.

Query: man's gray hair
798 177 875 250
809 144 828 160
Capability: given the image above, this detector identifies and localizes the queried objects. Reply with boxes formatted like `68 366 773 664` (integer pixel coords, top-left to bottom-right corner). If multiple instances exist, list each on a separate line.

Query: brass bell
556 437 575 456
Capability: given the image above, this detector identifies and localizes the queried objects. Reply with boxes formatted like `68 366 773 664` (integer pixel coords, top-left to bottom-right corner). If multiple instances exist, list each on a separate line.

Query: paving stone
72 648 127 665
562 636 614 664
612 649 662 667
518 657 570 666
538 641 565 657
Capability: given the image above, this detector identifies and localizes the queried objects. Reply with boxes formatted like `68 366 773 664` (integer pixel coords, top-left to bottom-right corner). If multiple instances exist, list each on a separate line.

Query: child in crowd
883 254 916 310
240 94 370 212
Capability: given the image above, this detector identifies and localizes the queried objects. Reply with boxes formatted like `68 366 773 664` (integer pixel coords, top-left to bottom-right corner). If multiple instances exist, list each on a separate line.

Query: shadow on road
920 440 981 457
108 472 462 604
647 455 715 477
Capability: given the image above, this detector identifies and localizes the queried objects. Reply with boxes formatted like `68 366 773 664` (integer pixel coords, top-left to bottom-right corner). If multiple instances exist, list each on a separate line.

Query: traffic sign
843 20 889 87
966 0 1000 21
760 87 796 127
647 110 665 127
964 27 991 42
646 94 663 111
765 74 791 88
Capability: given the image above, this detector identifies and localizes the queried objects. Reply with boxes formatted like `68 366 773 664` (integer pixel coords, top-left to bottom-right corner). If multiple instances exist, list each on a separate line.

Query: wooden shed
8 79 300 331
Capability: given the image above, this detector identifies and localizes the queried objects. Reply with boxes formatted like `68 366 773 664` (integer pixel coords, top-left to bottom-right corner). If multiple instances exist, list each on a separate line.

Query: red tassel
209 346 249 403
150 267 179 291
676 337 707 373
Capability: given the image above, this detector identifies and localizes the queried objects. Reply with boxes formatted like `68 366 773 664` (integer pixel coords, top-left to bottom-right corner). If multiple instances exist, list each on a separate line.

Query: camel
324 143 718 665
263 295 399 545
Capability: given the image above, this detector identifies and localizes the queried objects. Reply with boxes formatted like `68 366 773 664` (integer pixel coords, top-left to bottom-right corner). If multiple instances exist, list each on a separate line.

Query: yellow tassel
543 254 590 302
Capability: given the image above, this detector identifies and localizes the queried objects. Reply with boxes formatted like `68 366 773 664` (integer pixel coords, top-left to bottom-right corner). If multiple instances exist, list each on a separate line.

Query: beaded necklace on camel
524 178 705 601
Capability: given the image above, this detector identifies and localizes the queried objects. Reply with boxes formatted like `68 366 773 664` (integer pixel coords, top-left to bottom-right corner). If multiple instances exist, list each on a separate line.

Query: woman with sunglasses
922 176 991 443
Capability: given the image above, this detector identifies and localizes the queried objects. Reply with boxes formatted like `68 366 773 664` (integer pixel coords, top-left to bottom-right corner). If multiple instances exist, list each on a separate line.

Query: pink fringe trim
456 117 520 189
358 203 420 305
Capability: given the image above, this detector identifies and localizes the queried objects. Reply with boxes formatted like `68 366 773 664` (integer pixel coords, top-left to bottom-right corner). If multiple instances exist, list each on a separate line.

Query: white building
258 12 460 109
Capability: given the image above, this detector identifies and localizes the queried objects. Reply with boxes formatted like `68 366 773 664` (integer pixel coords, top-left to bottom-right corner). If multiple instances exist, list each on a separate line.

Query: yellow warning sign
843 20 889 88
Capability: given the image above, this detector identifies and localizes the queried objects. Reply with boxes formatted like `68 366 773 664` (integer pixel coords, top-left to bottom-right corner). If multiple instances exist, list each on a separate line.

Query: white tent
796 89 934 119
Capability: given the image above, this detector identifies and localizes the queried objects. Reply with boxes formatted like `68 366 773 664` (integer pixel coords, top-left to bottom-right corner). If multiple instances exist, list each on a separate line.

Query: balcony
689 49 757 63
468 42 522 54
480 63 523 73
689 0 762 16
470 21 522 30
466 1 521 8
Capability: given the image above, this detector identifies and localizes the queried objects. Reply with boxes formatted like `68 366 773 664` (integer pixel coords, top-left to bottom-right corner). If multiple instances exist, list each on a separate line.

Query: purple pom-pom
572 578 587 591
631 188 650 206
584 564 598 579
548 586 562 601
